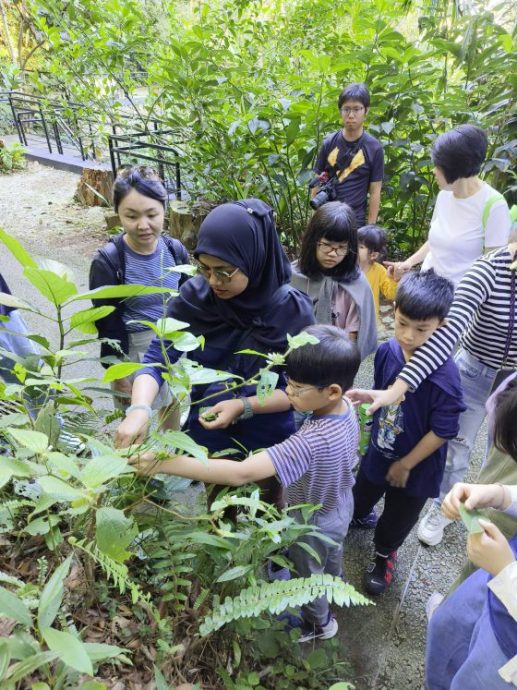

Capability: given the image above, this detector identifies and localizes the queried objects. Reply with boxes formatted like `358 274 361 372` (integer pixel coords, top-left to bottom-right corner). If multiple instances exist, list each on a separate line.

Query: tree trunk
0 0 16 63
75 168 113 207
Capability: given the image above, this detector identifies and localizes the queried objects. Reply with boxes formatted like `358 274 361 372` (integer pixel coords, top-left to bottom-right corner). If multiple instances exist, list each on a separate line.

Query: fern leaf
200 575 371 636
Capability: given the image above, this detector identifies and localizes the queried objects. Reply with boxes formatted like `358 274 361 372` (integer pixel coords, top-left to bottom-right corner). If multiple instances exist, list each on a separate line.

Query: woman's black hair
358 224 388 262
431 125 488 184
338 83 370 110
298 201 359 282
494 377 517 462
395 269 454 321
286 324 360 392
113 166 168 212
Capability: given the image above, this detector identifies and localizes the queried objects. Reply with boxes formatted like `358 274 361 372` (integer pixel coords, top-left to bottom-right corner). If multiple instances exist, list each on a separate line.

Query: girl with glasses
291 201 377 362
115 198 314 505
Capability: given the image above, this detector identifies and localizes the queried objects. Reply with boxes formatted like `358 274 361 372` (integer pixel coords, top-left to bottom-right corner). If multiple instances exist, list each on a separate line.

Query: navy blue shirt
0 273 13 317
315 130 384 226
360 339 465 497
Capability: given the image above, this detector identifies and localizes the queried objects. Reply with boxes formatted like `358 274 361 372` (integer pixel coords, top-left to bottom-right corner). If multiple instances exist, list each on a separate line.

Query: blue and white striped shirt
268 403 358 514
123 237 180 331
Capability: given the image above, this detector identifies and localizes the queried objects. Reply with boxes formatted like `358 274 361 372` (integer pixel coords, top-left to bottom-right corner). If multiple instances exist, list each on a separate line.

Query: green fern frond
1 499 34 514
70 537 154 608
0 570 25 587
200 574 372 636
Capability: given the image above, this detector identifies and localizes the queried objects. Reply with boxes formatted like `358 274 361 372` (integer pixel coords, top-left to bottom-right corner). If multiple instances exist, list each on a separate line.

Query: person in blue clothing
0 272 40 384
115 198 315 504
350 270 465 594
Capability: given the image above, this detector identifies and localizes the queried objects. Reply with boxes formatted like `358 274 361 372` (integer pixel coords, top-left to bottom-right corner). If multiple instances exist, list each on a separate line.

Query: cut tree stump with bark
168 200 217 250
75 168 113 207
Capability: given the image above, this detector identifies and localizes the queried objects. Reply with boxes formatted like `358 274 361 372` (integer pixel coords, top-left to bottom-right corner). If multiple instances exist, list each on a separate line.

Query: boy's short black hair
494 377 517 462
286 324 360 392
338 83 370 110
395 269 453 322
358 224 388 261
431 125 488 184
299 201 359 281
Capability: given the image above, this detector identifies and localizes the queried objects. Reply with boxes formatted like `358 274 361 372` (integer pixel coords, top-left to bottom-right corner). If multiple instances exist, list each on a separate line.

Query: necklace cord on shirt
502 250 517 368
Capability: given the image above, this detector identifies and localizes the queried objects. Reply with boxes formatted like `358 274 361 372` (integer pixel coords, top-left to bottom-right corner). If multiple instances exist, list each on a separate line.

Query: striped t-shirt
123 237 180 331
267 402 358 514
399 246 517 391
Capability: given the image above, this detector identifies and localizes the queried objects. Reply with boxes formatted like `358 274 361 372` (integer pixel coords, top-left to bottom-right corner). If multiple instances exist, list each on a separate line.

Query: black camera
309 172 338 210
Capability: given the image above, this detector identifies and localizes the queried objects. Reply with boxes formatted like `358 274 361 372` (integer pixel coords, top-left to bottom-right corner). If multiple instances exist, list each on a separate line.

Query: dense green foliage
0 230 369 688
12 0 515 252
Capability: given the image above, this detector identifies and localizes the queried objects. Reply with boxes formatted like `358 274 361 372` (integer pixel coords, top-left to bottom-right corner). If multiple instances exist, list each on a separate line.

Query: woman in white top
388 125 511 286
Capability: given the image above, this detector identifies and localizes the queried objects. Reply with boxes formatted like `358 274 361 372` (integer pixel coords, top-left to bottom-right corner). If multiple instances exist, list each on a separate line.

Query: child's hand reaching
441 482 511 520
345 388 374 406
128 449 160 475
198 399 244 429
467 519 516 577
386 460 410 488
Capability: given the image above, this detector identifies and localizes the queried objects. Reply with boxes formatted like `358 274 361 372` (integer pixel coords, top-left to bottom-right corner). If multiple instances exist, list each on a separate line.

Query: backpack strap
98 233 125 284
482 192 505 232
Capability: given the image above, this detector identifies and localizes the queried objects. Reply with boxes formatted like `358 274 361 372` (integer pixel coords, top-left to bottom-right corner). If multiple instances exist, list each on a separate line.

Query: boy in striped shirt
132 324 361 642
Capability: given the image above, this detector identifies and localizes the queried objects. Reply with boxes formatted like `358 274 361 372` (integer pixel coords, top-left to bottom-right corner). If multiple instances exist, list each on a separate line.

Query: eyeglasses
317 240 349 257
340 107 364 115
196 263 240 283
286 381 321 397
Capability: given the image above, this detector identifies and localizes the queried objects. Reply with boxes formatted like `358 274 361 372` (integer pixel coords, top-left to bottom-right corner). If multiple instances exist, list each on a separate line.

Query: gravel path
0 163 486 690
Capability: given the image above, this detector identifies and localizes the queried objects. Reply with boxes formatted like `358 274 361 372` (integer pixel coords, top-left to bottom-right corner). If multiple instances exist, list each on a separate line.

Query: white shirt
422 182 511 286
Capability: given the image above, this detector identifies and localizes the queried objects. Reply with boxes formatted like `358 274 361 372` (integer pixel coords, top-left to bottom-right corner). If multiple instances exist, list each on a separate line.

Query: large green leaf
70 306 115 335
42 628 93 675
95 507 137 562
216 565 254 583
0 587 32 626
38 477 85 502
102 361 147 382
0 293 33 311
37 556 72 630
83 642 127 662
153 429 208 461
0 639 10 681
24 268 77 306
459 503 484 534
0 228 38 268
6 428 49 454
72 285 176 301
5 651 59 683
0 457 32 489
80 454 132 489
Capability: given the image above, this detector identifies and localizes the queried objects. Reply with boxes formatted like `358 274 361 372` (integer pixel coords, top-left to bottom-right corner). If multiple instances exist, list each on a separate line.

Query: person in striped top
131 324 361 643
348 241 517 546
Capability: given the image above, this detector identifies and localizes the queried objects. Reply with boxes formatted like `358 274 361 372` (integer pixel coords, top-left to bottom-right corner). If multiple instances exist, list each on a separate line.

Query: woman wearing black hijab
115 199 315 467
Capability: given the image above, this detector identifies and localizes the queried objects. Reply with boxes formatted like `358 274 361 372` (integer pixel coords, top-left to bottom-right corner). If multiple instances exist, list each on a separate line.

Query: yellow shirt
364 262 398 319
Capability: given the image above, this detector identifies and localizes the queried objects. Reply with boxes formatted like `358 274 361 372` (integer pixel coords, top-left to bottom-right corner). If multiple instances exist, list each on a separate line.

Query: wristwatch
235 396 253 421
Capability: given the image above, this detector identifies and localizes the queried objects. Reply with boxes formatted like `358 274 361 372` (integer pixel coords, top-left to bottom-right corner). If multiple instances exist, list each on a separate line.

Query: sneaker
417 503 453 546
364 550 397 595
298 612 338 642
350 510 378 529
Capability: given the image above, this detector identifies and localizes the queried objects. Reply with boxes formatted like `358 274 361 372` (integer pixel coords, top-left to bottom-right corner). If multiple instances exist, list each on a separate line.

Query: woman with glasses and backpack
89 166 189 427
114 198 315 505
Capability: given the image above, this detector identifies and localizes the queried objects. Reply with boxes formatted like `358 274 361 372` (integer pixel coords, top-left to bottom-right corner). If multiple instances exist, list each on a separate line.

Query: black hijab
168 199 314 350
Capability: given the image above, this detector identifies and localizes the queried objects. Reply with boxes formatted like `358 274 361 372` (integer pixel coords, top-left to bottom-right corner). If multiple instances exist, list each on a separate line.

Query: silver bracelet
125 403 153 418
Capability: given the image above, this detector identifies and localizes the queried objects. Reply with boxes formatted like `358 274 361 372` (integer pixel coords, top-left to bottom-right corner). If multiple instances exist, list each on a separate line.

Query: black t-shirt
315 130 384 225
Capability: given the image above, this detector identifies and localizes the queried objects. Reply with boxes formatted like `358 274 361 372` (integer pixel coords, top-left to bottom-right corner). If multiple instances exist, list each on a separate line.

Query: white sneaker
417 503 453 546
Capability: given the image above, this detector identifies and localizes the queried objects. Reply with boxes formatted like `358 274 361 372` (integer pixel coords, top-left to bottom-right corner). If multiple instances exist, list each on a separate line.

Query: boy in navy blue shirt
351 270 465 594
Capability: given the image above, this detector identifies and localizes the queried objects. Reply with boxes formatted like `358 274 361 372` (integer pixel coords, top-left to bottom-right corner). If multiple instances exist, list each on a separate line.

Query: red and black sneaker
364 550 397 595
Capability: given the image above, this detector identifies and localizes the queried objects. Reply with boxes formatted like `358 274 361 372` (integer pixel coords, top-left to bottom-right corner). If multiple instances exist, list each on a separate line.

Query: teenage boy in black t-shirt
313 83 384 226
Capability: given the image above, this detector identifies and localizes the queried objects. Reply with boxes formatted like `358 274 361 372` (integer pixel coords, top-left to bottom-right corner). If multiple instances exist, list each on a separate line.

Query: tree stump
75 168 113 207
168 200 216 250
